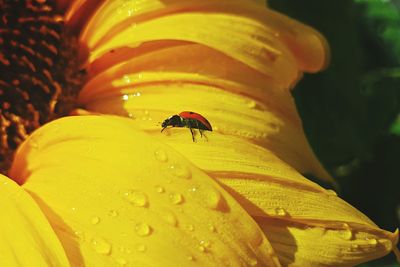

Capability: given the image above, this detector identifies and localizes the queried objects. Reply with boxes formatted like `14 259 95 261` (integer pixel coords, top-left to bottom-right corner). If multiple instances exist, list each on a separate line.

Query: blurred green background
268 0 400 266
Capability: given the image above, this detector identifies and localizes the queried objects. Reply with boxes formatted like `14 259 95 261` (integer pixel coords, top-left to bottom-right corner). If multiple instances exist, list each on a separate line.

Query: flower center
0 0 84 174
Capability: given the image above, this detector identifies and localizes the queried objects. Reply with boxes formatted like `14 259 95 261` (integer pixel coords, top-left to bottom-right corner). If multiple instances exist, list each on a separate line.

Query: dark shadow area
269 1 400 266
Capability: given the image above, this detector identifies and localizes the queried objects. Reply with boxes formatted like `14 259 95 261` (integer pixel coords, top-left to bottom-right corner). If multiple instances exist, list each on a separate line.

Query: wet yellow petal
0 174 70 267
212 164 398 265
9 115 280 267
77 43 332 183
74 0 332 185
79 0 327 83
258 219 398 267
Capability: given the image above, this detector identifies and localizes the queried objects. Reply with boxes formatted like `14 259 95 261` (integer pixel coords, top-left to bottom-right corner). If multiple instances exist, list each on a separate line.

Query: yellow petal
9 115 280 267
77 42 332 183
74 0 332 184
214 165 398 266
258 218 398 267
0 174 70 267
79 0 327 83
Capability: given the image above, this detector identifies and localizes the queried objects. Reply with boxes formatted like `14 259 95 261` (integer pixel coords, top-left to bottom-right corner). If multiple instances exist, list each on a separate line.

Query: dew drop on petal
169 193 184 205
124 190 148 207
204 189 223 210
161 210 178 227
109 210 118 217
247 100 257 109
187 255 195 261
367 238 378 246
155 186 165 193
154 148 168 162
200 240 211 249
188 186 198 193
30 140 39 149
116 258 127 265
208 224 216 232
274 207 287 216
249 258 258 266
123 75 132 84
343 229 353 240
91 237 112 255
169 163 191 179
327 189 337 196
135 223 152 237
91 216 100 225
137 244 147 252
185 224 195 232
75 231 85 241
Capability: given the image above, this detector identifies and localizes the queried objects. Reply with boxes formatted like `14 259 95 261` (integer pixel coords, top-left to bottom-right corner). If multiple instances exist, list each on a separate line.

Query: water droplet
188 186 198 193
169 193 184 205
247 100 257 109
109 210 118 217
91 237 112 255
155 186 165 193
274 207 287 216
161 210 178 226
122 94 129 101
123 75 132 84
327 189 337 196
342 229 353 240
116 258 127 265
74 231 85 241
71 207 77 213
200 240 211 248
30 140 39 149
187 255 195 261
135 223 152 237
91 216 100 225
169 164 191 179
185 224 195 232
198 241 211 253
208 224 216 232
249 258 258 266
366 238 378 246
137 243 147 252
204 189 223 210
154 148 168 162
124 190 148 207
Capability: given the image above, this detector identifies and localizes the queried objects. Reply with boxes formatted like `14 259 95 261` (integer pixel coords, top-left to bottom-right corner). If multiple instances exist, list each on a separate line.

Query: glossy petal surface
10 115 280 267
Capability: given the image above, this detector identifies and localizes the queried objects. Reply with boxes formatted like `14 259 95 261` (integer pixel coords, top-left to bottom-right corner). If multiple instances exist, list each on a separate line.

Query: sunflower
0 0 398 266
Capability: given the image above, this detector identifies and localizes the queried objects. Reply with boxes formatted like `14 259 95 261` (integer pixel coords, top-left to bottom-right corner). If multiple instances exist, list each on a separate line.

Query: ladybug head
161 115 183 132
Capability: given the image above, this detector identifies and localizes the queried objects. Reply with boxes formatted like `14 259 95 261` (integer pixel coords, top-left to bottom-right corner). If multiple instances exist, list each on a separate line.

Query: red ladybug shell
179 111 212 131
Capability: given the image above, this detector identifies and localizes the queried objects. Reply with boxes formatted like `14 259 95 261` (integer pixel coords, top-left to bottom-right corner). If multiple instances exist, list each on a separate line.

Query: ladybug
161 111 212 141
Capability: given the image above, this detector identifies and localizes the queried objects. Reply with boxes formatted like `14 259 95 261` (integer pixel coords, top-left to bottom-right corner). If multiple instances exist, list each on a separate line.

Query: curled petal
0 174 70 267
258 219 398 267
78 43 332 183
78 0 328 83
10 116 281 267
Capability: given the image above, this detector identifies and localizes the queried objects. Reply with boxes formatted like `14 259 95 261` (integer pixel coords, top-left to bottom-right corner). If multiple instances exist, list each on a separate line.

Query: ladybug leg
189 127 195 142
195 120 204 138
